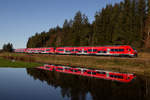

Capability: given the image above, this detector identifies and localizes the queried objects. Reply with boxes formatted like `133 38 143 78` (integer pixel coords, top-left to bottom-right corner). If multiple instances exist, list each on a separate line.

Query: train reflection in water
37 64 136 83
26 68 149 100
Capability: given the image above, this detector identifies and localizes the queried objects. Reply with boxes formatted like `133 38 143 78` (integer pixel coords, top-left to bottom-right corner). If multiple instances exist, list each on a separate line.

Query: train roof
56 45 131 48
15 45 135 49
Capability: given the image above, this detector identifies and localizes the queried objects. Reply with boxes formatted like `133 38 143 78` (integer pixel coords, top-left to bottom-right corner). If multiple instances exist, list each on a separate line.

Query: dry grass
0 52 150 76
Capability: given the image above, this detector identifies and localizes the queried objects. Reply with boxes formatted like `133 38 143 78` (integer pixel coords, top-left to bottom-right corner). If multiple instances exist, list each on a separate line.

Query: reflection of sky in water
0 68 69 100
0 68 149 100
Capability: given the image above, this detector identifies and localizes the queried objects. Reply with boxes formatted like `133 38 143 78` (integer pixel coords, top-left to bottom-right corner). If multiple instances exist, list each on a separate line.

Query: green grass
0 57 42 68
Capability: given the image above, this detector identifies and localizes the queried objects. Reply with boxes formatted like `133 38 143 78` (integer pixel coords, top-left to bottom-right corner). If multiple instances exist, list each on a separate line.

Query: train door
64 48 66 54
82 49 84 54
107 48 110 54
106 72 109 77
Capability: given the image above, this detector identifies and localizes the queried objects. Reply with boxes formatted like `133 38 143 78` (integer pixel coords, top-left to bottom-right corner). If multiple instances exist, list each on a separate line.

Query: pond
0 68 149 100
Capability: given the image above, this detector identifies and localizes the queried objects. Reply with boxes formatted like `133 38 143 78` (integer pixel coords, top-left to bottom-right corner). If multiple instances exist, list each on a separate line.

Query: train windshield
131 47 137 52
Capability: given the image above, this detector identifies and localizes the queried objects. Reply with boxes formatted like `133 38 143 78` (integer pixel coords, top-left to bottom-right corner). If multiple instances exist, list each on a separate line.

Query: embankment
0 52 150 76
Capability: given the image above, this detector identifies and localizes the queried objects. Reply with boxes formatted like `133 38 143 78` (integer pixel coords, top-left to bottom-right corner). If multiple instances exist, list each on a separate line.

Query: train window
110 75 114 78
46 49 51 51
111 49 124 52
127 77 130 79
46 66 49 69
104 51 107 53
111 49 115 52
78 50 82 52
71 49 75 52
75 49 78 51
78 69 81 72
58 49 64 51
97 72 106 74
65 68 69 70
66 50 70 52
83 70 87 72
88 49 92 52
115 75 118 78
87 71 92 74
92 72 97 75
128 49 131 51
70 69 73 71
98 51 102 53
115 49 118 52
110 75 123 79
84 51 87 53
118 75 123 79
119 49 124 52
74 70 78 72
57 68 63 70
93 49 97 52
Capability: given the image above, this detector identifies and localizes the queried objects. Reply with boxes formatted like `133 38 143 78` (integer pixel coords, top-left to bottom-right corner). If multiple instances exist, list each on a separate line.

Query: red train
14 48 26 53
14 45 137 57
38 64 136 83
25 47 55 54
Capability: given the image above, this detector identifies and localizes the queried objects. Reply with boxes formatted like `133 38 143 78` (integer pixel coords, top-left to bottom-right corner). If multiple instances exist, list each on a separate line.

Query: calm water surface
0 68 149 100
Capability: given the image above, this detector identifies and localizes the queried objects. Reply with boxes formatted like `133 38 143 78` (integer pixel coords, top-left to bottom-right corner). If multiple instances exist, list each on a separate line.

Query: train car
25 47 55 54
14 45 137 57
38 64 136 83
55 45 137 57
92 45 137 57
14 48 26 53
55 47 75 54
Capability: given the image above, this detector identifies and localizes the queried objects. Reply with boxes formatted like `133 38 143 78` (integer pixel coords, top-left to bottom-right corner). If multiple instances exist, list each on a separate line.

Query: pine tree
62 19 72 46
2 43 13 52
80 14 91 46
144 0 150 48
112 2 124 45
72 11 83 46
137 0 146 47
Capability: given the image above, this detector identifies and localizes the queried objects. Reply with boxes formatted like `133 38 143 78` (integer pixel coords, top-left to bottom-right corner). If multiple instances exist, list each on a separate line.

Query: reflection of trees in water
145 77 150 100
26 68 149 100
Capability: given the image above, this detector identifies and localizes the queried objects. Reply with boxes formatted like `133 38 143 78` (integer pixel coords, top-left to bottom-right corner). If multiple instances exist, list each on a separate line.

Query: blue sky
0 0 123 49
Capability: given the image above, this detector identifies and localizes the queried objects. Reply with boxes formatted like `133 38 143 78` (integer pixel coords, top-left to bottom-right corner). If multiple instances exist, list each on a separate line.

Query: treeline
2 43 14 52
27 0 150 49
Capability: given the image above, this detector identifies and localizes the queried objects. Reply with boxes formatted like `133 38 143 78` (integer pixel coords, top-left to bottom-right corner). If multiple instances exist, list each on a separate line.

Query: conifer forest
27 0 150 49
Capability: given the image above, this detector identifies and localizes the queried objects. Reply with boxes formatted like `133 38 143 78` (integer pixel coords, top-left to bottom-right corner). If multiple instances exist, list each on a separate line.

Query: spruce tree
72 11 83 46
144 0 150 48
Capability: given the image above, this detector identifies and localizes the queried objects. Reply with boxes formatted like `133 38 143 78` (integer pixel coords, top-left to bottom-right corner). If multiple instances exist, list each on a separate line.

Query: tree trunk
145 31 150 48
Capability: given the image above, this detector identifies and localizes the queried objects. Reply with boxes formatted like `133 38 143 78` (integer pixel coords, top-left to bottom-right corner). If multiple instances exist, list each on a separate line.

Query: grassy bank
0 57 42 68
0 52 150 76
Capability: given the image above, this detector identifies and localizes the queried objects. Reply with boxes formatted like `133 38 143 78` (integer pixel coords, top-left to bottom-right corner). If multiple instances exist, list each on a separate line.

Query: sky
0 0 123 49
